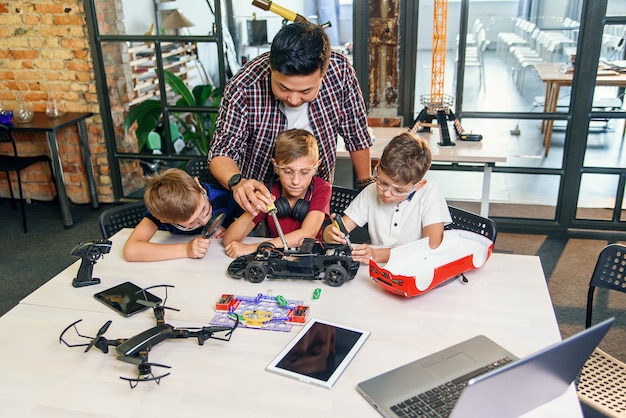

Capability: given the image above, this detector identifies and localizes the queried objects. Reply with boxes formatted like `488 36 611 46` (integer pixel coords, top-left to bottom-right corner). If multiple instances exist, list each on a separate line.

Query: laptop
358 318 614 418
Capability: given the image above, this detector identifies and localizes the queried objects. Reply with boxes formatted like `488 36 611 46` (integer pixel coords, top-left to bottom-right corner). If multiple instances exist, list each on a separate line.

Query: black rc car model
227 238 359 287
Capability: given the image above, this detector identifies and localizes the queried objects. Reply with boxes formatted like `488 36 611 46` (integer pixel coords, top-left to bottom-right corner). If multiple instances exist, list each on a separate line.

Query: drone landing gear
119 353 171 388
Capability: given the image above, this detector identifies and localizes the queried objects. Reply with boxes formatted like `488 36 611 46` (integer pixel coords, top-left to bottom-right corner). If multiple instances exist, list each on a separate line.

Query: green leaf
164 70 194 106
123 100 162 151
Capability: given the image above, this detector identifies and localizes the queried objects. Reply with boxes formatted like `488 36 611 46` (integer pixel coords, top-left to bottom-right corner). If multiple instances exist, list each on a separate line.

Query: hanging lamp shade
161 9 195 29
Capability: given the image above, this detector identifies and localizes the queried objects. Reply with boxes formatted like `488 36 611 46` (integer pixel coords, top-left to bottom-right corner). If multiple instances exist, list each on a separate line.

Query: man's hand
232 178 273 216
186 237 212 259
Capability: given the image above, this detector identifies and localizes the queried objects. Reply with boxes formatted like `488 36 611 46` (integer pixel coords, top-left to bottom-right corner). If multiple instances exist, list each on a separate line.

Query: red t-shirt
253 176 331 240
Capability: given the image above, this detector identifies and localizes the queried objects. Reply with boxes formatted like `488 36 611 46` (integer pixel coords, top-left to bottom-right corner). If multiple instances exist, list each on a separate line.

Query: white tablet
266 318 370 389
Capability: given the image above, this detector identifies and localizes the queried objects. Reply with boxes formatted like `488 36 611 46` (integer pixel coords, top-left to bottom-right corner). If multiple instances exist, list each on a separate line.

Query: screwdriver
333 215 352 248
267 203 289 250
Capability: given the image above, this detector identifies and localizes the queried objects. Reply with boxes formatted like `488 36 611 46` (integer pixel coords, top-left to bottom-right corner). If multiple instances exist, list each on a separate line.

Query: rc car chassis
227 238 359 287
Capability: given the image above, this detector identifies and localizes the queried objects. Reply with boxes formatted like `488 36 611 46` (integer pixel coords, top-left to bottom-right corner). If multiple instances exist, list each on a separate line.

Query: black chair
329 185 370 243
330 185 360 216
0 124 56 233
577 244 626 417
446 205 497 243
99 201 147 239
185 157 217 185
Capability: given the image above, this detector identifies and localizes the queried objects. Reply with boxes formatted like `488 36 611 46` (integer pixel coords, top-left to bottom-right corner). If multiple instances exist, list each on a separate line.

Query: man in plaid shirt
208 22 373 216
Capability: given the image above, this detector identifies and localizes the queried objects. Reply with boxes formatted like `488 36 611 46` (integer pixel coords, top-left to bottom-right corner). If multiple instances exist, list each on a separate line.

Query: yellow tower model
430 0 448 106
410 0 481 145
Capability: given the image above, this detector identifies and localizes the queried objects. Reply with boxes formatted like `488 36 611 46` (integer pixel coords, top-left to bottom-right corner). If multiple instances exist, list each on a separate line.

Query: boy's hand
224 241 258 259
186 237 212 259
324 214 348 244
351 244 374 264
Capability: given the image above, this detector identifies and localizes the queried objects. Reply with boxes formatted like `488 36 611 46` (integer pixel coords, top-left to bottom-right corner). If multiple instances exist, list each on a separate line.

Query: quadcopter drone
59 285 239 388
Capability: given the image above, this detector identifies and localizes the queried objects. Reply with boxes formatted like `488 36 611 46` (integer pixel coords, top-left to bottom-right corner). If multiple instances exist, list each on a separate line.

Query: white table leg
480 163 494 217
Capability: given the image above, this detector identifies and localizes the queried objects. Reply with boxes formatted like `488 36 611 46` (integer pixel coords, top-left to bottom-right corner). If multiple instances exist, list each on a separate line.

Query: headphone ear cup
274 197 291 218
291 198 310 221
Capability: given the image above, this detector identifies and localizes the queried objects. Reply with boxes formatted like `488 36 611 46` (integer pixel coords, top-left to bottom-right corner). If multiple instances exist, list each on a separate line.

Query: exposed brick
33 4 65 14
10 50 38 60
53 15 85 26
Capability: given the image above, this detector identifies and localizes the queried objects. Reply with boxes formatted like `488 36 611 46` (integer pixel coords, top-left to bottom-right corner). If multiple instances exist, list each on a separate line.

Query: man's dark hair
269 22 331 75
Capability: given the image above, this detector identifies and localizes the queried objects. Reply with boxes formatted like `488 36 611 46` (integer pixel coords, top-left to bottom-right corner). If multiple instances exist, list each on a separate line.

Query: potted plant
124 70 221 155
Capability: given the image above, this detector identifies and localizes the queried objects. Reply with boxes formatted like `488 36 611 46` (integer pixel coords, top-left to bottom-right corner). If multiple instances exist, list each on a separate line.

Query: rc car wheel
324 264 348 287
257 242 276 259
245 261 267 283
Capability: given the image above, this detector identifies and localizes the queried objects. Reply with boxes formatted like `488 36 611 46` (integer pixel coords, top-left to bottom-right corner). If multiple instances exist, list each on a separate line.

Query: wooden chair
98 201 147 239
577 244 626 417
0 124 56 233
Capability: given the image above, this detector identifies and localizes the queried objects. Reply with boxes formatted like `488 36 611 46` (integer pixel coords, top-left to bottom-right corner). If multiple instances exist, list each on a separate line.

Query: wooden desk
8 229 583 417
10 112 98 228
533 62 626 157
338 127 507 217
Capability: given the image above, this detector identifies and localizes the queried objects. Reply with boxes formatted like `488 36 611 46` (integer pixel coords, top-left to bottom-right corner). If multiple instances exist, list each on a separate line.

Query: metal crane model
409 0 482 145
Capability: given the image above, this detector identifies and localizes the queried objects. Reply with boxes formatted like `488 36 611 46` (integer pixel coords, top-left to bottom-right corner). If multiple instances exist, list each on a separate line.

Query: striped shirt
208 51 372 184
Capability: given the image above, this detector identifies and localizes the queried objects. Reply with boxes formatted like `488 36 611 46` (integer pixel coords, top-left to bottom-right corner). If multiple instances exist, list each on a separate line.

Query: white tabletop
338 127 507 164
7 229 581 417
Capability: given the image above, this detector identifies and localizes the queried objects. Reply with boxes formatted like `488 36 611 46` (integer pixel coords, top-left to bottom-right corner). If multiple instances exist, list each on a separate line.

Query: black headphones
268 174 314 221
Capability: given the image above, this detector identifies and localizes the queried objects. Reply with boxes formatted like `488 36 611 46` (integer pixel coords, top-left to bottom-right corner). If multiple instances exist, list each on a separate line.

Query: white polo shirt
344 180 452 247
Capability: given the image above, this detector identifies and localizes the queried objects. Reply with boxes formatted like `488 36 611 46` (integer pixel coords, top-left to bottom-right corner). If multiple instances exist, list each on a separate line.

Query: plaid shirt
209 51 372 184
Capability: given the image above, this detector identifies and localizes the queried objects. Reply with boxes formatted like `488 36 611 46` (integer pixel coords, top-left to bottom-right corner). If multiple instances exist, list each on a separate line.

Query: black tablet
94 281 161 317
266 318 370 389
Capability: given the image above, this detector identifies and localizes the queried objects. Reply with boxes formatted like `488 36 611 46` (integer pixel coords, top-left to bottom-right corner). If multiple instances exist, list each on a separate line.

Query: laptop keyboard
390 357 514 418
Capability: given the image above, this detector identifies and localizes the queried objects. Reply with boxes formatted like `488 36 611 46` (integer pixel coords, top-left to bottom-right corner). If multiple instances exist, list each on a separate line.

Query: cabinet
128 42 198 106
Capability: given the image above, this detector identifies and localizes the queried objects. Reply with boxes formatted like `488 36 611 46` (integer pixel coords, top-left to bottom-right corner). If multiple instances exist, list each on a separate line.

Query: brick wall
0 0 113 204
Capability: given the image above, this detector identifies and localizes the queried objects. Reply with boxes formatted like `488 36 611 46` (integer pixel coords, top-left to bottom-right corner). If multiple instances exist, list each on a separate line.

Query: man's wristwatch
227 173 242 190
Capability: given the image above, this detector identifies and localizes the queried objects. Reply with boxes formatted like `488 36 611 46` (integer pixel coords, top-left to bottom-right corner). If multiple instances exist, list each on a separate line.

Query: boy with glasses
323 132 452 264
123 168 236 261
223 129 331 258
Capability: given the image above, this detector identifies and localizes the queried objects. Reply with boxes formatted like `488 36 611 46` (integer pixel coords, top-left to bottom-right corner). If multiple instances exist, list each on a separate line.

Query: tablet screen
94 281 162 317
266 319 369 389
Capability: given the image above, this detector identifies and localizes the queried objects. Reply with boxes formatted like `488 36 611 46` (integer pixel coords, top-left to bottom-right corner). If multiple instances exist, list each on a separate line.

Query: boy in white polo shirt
323 131 451 264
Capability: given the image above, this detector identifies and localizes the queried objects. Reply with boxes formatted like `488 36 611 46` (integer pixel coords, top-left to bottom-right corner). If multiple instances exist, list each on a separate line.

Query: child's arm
423 222 445 249
351 245 390 264
222 212 260 258
123 218 212 261
223 209 327 259
276 209 326 247
322 214 357 244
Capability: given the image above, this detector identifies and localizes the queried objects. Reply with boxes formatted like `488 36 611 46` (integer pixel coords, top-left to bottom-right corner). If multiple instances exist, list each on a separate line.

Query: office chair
577 243 626 417
446 205 497 244
185 157 217 185
330 185 360 216
0 124 56 233
99 201 147 239
328 185 370 244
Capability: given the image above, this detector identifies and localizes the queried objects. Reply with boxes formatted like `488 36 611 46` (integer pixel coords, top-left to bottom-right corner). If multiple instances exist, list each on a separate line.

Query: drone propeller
84 320 112 353
136 299 180 312
135 284 177 310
